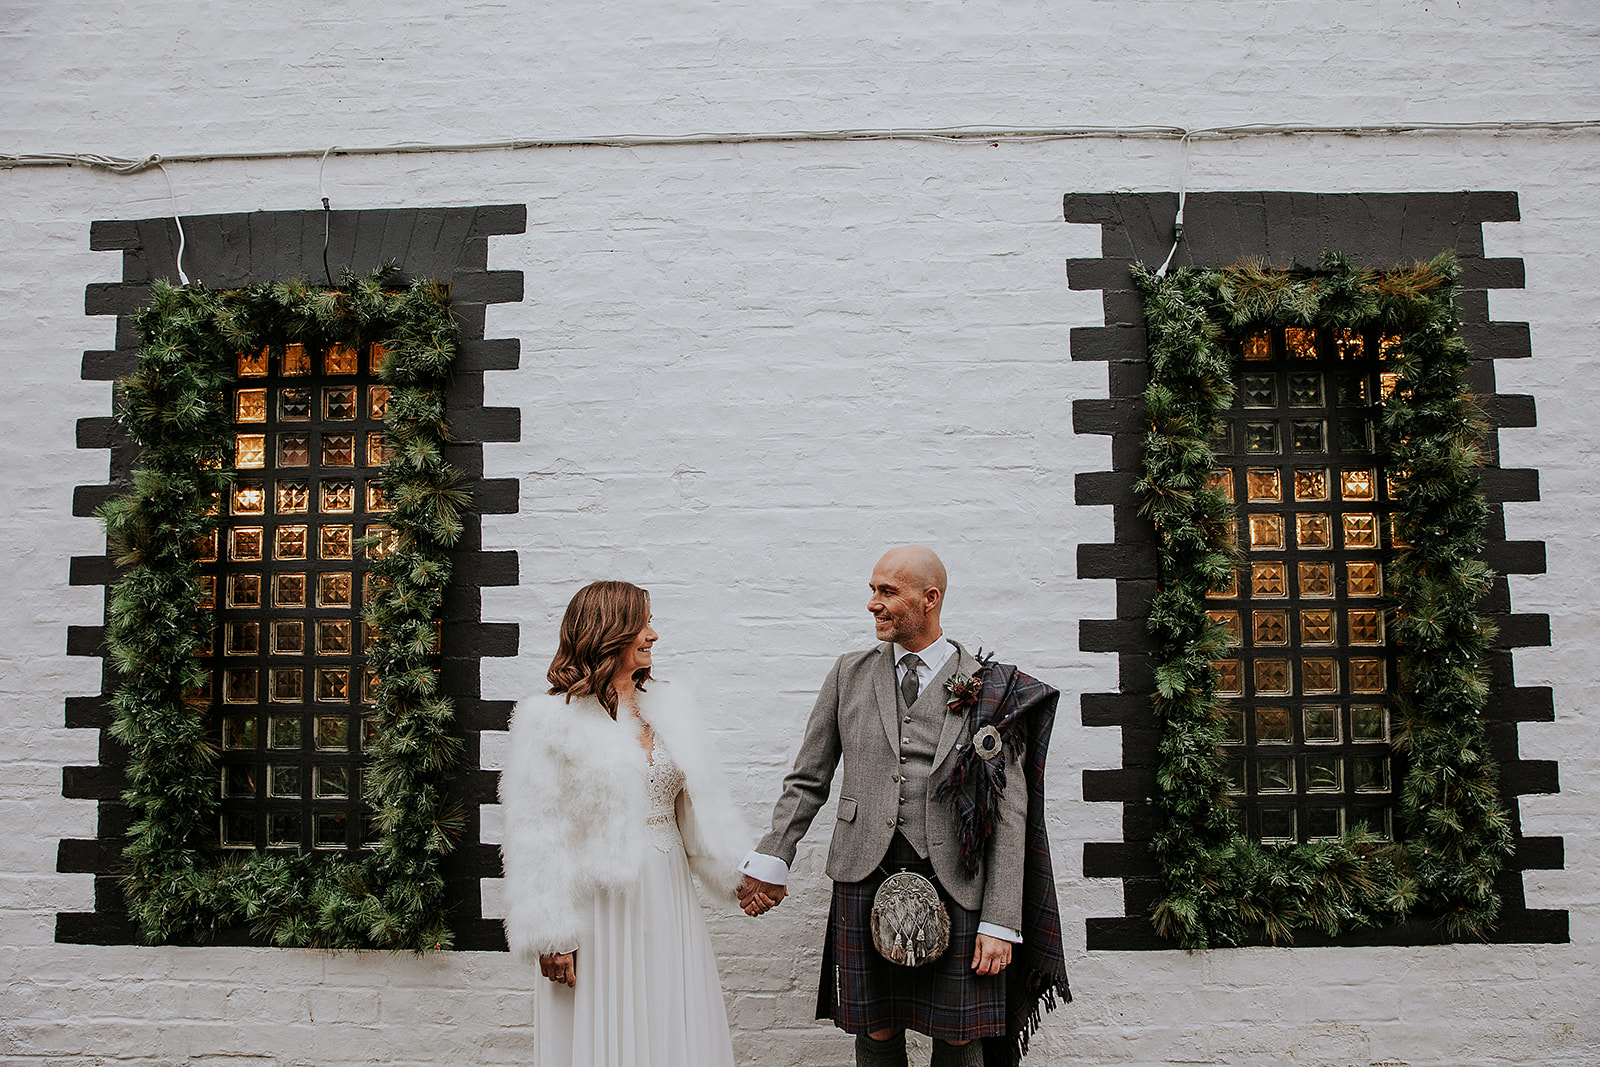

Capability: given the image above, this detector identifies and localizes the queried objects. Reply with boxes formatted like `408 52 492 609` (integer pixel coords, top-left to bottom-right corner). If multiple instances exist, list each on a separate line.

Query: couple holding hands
499 546 1070 1067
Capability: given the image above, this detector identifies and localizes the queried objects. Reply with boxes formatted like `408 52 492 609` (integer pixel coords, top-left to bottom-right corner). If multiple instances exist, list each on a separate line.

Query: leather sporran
869 870 950 967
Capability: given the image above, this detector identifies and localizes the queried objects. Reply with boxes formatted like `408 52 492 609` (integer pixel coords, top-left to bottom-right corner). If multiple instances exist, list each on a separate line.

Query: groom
739 546 1068 1067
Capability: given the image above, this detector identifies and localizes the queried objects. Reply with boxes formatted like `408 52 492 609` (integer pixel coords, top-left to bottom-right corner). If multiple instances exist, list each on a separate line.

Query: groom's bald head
868 545 947 651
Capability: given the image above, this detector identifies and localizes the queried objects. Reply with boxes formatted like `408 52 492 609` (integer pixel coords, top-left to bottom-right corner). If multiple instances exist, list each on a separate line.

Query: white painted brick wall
1 2 1597 1064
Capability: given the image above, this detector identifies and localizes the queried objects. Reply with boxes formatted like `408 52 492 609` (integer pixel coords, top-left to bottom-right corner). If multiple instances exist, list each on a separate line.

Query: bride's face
618 617 657 677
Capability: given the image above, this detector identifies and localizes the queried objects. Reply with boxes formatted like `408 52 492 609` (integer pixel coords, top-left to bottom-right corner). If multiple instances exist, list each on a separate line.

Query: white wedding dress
534 732 737 1067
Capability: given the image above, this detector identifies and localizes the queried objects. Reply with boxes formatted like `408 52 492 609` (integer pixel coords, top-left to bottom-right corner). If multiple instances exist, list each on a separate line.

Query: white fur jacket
498 680 750 963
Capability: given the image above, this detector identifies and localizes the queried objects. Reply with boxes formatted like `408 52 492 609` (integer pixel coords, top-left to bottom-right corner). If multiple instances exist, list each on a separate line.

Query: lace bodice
643 735 687 852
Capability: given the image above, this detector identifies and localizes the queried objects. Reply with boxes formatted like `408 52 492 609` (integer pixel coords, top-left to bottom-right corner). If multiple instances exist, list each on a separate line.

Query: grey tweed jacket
756 640 1028 930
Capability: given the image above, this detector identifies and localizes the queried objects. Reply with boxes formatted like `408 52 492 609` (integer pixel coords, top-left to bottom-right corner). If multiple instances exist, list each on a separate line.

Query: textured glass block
315 764 350 799
317 667 351 703
1242 333 1271 361
270 668 303 703
1252 610 1288 646
1210 422 1233 455
363 622 382 652
236 388 267 423
232 484 265 515
1352 756 1390 792
230 527 263 561
361 715 380 749
316 716 350 750
1287 373 1322 407
1300 609 1334 645
196 628 214 657
1334 327 1365 361
1257 758 1294 793
1259 807 1296 842
1207 570 1239 599
197 575 216 608
367 431 390 466
1348 609 1384 644
1255 706 1291 743
195 530 219 562
224 621 259 656
277 387 311 421
364 573 388 604
222 811 255 848
267 811 302 846
1304 704 1340 743
321 480 355 513
1208 610 1242 645
268 715 302 748
325 344 360 375
1390 515 1410 549
1351 705 1389 741
1302 658 1338 695
1347 561 1382 597
1293 468 1328 501
1339 418 1373 452
369 342 389 374
237 348 269 377
191 678 216 713
1244 422 1279 454
277 479 310 513
234 434 266 469
1249 514 1284 550
278 433 311 467
224 668 258 703
227 574 261 609
1343 513 1379 549
317 620 352 656
1254 659 1290 696
1224 757 1246 794
1341 468 1375 501
1379 372 1401 402
1251 563 1287 598
1284 327 1318 360
1379 334 1402 360
1290 420 1325 452
1336 373 1370 406
315 811 348 849
323 386 358 421
282 343 311 376
1350 659 1386 693
1241 374 1276 407
364 524 397 559
1214 660 1243 696
368 385 391 420
1305 807 1343 840
366 483 393 513
317 572 353 608
320 524 354 560
273 573 306 609
222 715 256 750
322 434 356 467
1296 513 1331 549
1306 755 1341 792
274 525 307 560
1221 707 1245 744
1245 468 1280 502
222 763 256 799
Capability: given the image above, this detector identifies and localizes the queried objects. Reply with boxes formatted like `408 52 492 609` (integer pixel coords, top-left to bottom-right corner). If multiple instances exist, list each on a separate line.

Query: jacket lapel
873 643 901 752
932 642 979 769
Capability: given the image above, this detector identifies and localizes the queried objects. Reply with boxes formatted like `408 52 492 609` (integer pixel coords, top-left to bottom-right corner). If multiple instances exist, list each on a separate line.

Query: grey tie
899 653 923 707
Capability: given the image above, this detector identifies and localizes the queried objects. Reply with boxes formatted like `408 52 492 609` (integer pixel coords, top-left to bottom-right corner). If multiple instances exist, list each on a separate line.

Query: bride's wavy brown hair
547 580 651 719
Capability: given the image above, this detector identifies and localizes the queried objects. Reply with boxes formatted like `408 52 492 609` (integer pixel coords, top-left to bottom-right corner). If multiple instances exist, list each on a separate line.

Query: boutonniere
943 648 998 714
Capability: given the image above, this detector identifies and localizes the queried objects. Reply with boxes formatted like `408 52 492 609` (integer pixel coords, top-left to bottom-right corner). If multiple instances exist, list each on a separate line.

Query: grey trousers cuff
855 1031 909 1067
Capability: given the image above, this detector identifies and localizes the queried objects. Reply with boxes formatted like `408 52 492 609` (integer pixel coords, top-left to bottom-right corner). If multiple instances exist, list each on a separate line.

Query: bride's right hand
540 950 577 988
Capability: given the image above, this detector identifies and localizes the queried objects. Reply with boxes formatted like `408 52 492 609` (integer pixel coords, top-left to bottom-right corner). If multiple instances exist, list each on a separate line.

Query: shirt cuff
739 851 790 886
977 921 1023 944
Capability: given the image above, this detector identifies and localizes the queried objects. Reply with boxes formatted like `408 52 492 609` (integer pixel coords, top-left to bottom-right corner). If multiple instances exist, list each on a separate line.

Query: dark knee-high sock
930 1037 984 1067
855 1032 908 1067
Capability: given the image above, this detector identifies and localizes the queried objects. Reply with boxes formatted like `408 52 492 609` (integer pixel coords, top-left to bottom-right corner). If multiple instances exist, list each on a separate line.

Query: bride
499 580 748 1066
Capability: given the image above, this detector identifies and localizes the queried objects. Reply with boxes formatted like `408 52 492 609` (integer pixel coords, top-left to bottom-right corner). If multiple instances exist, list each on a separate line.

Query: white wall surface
1 2 1597 1065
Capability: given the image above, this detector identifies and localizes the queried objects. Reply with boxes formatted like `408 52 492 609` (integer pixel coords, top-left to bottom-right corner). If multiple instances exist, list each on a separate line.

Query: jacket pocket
837 797 857 823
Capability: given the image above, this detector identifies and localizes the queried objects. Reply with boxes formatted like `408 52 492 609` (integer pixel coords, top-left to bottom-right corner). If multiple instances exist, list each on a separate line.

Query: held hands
971 933 1012 976
539 950 577 988
737 875 787 917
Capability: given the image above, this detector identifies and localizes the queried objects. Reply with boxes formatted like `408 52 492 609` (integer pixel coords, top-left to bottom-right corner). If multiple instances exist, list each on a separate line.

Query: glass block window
204 343 394 851
1206 326 1400 844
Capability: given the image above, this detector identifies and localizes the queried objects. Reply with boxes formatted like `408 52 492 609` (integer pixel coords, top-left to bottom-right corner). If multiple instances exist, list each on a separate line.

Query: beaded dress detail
643 737 687 852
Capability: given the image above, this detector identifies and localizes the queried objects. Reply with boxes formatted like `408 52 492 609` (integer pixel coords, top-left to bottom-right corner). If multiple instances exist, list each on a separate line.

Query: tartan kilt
815 836 1007 1040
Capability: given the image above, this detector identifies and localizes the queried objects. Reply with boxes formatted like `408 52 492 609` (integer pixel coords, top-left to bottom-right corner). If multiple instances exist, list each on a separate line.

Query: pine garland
1133 251 1513 949
100 266 467 949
